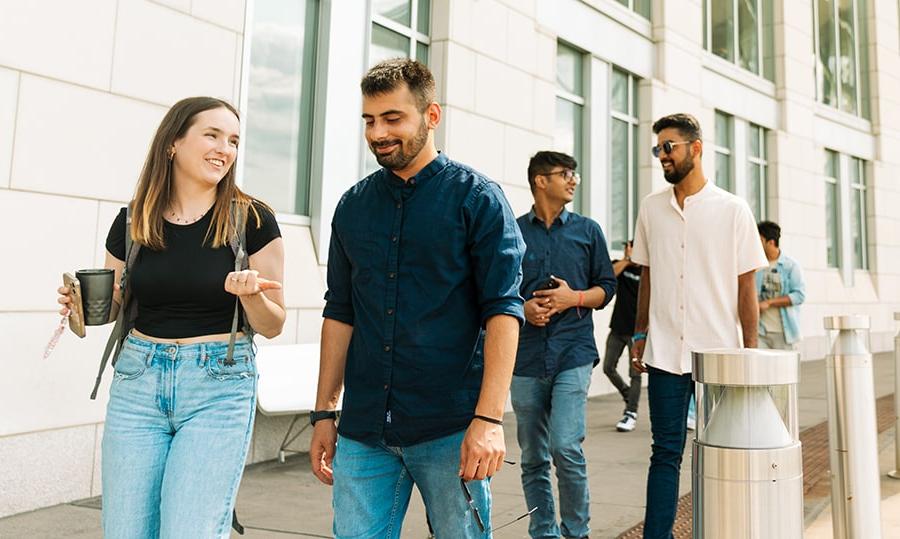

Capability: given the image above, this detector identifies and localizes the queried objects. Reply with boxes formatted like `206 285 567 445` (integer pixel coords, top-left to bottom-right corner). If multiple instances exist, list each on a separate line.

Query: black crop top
105 202 281 338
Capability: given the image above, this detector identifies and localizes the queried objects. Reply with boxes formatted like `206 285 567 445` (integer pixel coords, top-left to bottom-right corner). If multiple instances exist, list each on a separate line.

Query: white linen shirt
631 181 767 375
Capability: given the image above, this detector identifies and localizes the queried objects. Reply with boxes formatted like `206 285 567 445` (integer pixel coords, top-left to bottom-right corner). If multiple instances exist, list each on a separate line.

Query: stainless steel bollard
824 315 882 539
889 312 900 480
692 349 803 539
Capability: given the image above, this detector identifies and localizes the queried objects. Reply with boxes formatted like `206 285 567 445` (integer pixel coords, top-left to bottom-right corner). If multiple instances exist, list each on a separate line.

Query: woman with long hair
57 96 285 537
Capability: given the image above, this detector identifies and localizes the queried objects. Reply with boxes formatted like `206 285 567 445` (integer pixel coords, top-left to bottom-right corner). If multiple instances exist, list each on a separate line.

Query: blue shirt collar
528 206 570 226
383 152 449 189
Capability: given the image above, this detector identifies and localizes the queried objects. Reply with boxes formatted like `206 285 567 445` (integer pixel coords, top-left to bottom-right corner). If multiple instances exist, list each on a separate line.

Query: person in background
602 241 643 432
757 220 806 350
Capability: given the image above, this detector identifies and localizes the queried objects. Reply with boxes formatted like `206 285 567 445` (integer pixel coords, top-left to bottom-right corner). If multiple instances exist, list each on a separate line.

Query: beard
369 117 429 171
662 155 694 185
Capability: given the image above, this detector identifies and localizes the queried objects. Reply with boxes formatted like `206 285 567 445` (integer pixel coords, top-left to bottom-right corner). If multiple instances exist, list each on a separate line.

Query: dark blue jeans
643 366 694 539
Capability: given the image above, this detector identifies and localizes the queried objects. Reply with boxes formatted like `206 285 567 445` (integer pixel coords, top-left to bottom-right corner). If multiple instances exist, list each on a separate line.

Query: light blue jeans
510 363 592 539
101 334 257 538
332 431 492 538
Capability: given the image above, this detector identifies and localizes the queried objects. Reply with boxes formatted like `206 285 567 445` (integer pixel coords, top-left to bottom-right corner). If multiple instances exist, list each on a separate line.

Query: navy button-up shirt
515 208 616 377
323 153 526 447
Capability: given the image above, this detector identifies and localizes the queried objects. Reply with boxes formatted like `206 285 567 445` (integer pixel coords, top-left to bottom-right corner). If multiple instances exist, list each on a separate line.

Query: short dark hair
360 58 436 112
652 113 703 141
758 220 781 247
527 151 577 193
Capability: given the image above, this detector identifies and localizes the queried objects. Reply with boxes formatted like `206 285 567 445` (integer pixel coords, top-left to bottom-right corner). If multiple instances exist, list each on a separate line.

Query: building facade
1 0 898 517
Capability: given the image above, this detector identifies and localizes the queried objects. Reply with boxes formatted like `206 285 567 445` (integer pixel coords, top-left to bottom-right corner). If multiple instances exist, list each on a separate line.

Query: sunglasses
459 476 538 533
651 140 694 158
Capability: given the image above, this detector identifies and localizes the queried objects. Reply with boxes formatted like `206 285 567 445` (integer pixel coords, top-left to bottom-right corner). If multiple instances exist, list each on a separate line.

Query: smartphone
535 277 559 291
63 273 86 338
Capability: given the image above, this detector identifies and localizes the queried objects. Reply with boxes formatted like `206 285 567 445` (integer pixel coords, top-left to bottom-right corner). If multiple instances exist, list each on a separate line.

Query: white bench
255 342 342 463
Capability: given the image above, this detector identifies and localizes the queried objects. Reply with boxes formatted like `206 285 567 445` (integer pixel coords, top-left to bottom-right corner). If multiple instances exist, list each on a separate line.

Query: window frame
812 0 867 116
371 0 431 63
608 66 640 247
555 41 588 214
849 156 868 270
704 0 772 79
746 123 768 220
824 149 842 269
713 110 735 193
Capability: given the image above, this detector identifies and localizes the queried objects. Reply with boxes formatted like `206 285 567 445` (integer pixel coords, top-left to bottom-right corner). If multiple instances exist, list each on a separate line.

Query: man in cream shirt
630 113 767 538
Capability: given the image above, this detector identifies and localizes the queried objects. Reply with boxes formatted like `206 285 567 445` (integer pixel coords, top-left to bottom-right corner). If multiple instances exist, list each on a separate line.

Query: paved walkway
0 352 896 538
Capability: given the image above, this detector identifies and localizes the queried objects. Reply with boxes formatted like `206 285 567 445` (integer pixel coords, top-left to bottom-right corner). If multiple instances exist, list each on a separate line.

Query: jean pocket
113 348 150 380
205 352 255 381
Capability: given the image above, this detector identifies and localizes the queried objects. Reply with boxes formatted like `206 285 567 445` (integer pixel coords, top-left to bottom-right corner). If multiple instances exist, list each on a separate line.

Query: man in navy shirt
511 151 616 539
309 58 526 538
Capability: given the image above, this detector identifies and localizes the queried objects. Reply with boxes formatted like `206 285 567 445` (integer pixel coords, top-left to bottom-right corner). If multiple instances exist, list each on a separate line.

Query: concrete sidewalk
1 352 896 538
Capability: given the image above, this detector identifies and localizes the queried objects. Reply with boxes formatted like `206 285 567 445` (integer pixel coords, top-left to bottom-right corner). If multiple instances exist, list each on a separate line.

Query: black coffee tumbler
76 269 115 325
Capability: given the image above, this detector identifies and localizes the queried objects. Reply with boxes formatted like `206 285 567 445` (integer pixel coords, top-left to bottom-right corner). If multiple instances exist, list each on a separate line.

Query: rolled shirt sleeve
322 211 355 326
589 221 617 310
465 181 526 327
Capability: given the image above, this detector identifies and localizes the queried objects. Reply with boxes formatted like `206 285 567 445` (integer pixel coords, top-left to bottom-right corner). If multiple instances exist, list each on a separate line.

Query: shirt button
392 236 398 243
384 345 391 352
396 202 401 209
388 272 396 279
410 179 417 186
387 308 394 315
383 384 388 390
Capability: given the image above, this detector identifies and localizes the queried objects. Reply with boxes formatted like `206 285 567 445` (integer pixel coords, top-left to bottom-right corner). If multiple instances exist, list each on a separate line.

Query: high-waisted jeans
101 334 257 539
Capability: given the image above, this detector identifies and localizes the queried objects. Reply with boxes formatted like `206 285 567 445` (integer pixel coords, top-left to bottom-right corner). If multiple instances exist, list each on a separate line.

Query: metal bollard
889 312 900 480
824 315 882 539
692 349 803 539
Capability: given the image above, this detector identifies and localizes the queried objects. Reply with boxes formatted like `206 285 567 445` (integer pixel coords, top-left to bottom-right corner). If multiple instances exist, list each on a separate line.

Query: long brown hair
130 96 264 250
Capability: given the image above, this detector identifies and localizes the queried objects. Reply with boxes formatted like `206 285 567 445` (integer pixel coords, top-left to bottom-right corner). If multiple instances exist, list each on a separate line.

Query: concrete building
1 0 898 518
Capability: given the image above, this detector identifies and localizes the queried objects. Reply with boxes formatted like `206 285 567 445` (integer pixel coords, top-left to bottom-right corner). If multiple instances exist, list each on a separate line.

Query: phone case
63 273 86 338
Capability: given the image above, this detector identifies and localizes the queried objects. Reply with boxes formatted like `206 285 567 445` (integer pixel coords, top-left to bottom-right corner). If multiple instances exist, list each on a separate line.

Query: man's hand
459 418 505 481
524 297 551 326
532 276 579 317
630 337 647 373
310 420 337 485
758 299 771 312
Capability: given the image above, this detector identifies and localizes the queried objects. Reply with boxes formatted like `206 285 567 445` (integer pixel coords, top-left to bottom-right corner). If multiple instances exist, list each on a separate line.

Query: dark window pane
370 23 410 65
611 68 629 114
837 0 858 114
739 0 760 73
417 42 429 65
611 118 629 246
715 152 733 192
417 0 430 34
825 180 840 267
817 0 838 106
556 43 583 97
712 0 735 61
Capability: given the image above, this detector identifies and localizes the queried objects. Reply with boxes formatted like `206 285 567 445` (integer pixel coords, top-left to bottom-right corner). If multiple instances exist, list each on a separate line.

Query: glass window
849 157 867 269
615 0 651 19
609 68 640 247
705 0 774 80
746 124 767 219
242 0 319 216
555 42 586 212
824 150 840 268
369 1 430 67
815 0 869 116
365 1 432 174
714 111 734 192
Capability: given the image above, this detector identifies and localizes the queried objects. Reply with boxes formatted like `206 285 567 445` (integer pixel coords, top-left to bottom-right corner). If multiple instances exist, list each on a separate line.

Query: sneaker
686 415 696 431
616 411 637 432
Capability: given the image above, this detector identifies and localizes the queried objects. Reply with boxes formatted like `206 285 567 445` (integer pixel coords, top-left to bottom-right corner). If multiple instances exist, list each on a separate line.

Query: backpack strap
91 206 141 399
224 200 250 366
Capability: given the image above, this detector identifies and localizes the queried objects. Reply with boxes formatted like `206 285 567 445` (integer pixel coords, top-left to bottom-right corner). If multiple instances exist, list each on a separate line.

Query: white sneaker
686 415 696 431
616 411 637 432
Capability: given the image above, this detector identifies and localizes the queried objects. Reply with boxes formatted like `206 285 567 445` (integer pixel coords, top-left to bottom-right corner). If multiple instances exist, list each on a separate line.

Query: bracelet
473 414 503 426
632 331 647 343
577 291 584 308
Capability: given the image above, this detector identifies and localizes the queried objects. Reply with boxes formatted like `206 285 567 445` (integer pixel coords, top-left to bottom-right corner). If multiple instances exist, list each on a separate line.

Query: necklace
167 204 212 224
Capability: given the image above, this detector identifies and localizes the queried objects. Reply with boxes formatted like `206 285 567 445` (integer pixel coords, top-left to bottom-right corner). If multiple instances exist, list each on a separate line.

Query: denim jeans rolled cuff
101 333 257 539
511 362 592 539
643 366 694 539
332 431 491 539
601 331 641 413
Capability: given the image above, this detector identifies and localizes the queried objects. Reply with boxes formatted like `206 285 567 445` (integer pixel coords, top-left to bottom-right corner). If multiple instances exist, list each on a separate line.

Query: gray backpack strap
91 206 140 399
225 201 250 366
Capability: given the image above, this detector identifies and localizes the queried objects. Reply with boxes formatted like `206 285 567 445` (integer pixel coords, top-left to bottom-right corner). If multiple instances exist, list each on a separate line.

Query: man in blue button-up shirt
511 151 616 539
309 59 526 538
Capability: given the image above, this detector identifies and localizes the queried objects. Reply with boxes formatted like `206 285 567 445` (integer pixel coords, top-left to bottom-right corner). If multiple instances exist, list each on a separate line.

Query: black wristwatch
309 410 337 426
